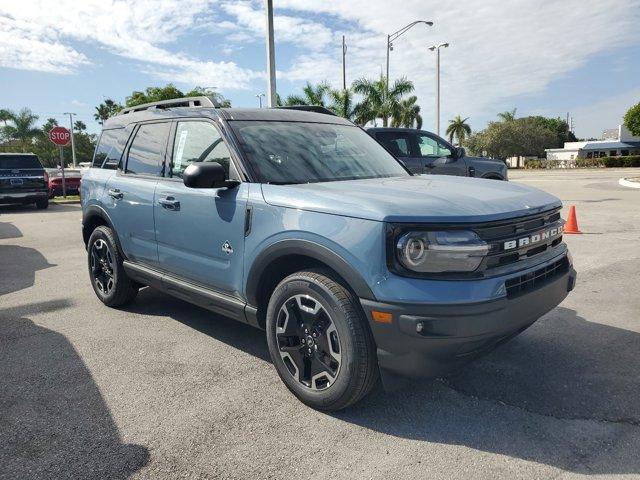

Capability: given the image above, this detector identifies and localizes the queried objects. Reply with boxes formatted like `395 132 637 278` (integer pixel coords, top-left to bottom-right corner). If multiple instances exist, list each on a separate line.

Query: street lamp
386 20 433 89
428 42 449 136
256 93 266 108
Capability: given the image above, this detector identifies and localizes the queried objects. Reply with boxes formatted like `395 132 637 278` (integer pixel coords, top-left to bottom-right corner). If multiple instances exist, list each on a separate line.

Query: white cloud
0 0 259 89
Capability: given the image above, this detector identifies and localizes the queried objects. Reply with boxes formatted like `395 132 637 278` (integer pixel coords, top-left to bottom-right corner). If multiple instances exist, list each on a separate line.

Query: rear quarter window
92 128 126 169
0 155 43 169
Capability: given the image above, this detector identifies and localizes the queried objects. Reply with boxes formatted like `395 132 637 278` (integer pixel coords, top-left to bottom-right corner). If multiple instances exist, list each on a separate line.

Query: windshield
229 121 409 184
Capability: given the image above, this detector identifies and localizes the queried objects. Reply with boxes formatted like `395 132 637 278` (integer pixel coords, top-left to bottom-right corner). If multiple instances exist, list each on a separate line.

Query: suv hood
261 175 561 223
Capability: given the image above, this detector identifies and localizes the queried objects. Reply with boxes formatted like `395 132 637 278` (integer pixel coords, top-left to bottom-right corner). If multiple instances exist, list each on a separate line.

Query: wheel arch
246 240 376 328
82 205 125 257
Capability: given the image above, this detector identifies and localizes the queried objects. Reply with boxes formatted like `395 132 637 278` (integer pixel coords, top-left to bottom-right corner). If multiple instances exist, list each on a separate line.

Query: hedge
524 155 640 169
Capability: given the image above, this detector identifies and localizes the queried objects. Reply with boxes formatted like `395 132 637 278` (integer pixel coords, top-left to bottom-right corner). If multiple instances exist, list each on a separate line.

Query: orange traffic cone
564 205 582 234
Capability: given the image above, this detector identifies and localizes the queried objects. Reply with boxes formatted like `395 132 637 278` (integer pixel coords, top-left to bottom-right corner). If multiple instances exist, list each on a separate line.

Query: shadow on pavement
0 203 81 214
0 301 150 479
333 306 640 475
0 220 22 240
0 244 54 296
127 287 270 363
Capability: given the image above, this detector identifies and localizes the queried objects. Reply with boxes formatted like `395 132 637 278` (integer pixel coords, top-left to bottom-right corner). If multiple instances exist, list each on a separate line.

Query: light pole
428 43 449 136
256 93 265 108
264 0 277 108
386 20 433 90
63 112 77 168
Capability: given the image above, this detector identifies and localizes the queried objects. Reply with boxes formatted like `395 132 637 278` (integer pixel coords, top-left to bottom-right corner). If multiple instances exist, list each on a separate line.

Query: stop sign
49 126 71 146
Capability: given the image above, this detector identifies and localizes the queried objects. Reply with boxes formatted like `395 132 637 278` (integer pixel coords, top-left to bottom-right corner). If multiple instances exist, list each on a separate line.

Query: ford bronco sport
81 97 576 410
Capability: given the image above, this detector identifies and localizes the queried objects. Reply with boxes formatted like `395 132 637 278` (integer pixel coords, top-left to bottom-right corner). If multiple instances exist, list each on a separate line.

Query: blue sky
1 0 639 139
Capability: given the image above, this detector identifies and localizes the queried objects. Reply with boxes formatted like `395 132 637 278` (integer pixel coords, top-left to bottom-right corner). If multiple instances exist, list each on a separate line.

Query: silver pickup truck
368 127 507 180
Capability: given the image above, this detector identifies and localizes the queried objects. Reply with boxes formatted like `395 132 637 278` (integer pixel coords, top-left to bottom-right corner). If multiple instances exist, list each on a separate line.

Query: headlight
396 230 489 273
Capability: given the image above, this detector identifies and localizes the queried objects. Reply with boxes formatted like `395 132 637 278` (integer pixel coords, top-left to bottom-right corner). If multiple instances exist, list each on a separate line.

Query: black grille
505 256 569 298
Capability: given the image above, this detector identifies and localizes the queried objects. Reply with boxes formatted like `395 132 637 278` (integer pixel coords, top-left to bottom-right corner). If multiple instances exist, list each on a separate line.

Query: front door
154 120 248 296
104 121 170 267
417 132 467 176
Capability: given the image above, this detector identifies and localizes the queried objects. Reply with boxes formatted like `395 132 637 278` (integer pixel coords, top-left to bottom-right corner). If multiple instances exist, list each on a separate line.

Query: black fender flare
245 239 376 307
82 205 125 257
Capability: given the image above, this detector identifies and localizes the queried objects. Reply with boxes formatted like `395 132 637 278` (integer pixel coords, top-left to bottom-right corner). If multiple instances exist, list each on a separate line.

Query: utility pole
386 20 433 95
64 112 77 167
342 35 347 90
428 43 449 136
256 93 265 108
264 0 277 107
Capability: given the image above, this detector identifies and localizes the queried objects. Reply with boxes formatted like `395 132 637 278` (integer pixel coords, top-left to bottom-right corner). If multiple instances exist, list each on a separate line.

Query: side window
375 132 412 157
418 134 452 157
126 122 170 176
170 121 234 178
92 129 124 169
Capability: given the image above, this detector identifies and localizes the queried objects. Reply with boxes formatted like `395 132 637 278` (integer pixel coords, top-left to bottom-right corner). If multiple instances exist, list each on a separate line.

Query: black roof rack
274 105 336 116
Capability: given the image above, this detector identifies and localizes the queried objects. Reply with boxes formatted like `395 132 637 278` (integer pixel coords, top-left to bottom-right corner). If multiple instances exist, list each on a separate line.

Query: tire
266 269 378 410
35 197 49 209
87 226 139 307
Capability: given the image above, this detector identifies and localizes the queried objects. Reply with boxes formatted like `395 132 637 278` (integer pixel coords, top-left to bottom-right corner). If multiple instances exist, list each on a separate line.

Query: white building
545 125 640 161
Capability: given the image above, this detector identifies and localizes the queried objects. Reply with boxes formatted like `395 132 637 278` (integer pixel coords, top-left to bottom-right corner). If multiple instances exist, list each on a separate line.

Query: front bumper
361 257 576 382
0 191 48 204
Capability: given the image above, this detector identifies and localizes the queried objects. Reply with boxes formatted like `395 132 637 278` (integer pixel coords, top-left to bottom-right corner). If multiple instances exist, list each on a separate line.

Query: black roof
103 107 352 129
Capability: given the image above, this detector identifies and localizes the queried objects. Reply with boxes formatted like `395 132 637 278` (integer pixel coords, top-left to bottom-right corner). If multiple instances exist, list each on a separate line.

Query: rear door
104 121 170 267
373 131 422 174
417 132 467 176
154 119 248 296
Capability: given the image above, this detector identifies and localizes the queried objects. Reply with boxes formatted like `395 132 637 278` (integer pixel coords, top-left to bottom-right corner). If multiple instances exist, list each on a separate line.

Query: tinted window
171 121 233 178
418 134 452 157
375 132 412 157
230 121 408 184
126 122 170 176
92 128 125 169
0 155 42 169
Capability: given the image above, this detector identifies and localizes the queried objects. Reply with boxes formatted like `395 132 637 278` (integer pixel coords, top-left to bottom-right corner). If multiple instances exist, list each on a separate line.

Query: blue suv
81 97 576 410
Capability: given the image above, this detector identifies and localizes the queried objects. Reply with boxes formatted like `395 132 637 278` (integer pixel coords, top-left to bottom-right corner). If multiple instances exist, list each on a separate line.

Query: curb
618 178 640 189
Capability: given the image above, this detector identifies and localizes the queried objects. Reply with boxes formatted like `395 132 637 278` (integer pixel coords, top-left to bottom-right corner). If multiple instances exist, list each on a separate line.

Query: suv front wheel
87 226 139 307
266 269 378 410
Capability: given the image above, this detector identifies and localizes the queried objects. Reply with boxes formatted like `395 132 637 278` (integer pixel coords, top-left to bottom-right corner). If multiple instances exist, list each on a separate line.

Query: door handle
107 188 123 199
158 197 180 211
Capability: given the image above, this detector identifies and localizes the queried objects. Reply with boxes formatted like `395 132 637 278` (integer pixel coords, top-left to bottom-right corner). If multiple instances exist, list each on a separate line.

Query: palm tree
285 82 330 106
2 109 40 152
446 116 472 146
497 108 517 122
328 89 355 120
0 108 11 126
94 98 122 125
391 95 422 128
352 75 414 127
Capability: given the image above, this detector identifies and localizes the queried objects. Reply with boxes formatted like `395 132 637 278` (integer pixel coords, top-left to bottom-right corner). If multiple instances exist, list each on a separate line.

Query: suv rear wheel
266 269 378 410
35 198 48 209
87 226 139 307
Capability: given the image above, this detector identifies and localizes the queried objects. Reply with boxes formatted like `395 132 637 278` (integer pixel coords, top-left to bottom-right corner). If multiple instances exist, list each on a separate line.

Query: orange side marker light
371 310 393 323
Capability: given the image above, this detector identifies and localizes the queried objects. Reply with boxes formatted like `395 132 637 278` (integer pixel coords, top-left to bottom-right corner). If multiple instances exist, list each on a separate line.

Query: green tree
328 88 355 120
284 82 331 107
94 99 122 124
391 95 422 128
1 109 41 152
465 117 557 164
0 108 11 126
74 120 87 132
446 116 472 146
125 84 231 108
352 75 414 127
624 102 640 137
497 108 517 122
527 116 577 146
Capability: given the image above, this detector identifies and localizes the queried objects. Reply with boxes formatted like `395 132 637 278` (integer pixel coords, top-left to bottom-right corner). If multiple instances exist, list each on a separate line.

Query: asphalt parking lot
1 169 639 480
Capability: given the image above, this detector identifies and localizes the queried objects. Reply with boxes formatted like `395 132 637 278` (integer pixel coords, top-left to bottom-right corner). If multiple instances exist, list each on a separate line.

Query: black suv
0 153 49 209
368 127 507 180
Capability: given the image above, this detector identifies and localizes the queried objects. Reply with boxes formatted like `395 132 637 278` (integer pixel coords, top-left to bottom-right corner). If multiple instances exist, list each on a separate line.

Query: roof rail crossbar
274 105 337 116
119 96 216 115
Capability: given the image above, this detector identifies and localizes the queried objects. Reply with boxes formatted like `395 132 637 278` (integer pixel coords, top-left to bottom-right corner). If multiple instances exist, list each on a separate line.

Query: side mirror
183 162 238 189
